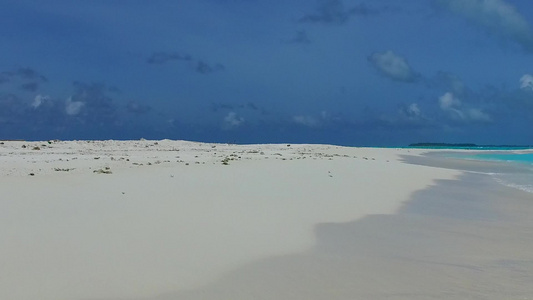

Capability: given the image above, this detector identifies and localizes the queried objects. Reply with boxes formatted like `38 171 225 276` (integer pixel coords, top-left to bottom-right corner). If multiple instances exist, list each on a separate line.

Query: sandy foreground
1 140 529 299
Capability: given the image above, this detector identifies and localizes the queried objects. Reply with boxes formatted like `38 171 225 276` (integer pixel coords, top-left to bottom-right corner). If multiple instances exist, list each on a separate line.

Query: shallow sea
405 146 533 194
449 151 533 194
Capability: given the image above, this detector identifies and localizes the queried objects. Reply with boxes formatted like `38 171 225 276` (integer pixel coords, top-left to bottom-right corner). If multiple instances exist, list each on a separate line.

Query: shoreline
152 165 533 300
1 140 530 299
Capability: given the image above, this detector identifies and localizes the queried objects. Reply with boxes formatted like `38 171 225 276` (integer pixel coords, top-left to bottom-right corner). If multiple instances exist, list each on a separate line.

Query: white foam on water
493 176 533 194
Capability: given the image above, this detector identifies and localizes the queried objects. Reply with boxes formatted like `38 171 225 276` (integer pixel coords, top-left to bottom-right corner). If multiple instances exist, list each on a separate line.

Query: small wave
493 177 533 194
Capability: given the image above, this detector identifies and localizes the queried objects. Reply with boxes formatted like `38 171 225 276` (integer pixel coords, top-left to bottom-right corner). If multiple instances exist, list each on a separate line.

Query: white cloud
439 92 461 110
438 92 491 122
380 103 432 126
439 0 533 51
407 103 421 117
519 74 533 90
395 102 427 123
293 115 319 127
65 97 84 116
31 94 49 109
368 50 418 82
223 111 244 129
467 108 491 122
292 110 335 127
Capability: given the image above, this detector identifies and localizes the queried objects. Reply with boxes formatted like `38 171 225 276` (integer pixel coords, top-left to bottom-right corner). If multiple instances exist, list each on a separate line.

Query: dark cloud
196 61 225 74
210 103 236 112
426 72 532 124
4 68 48 82
0 93 67 139
0 94 25 122
435 0 533 53
284 30 312 44
27 95 69 128
1 68 47 82
146 52 192 64
14 67 47 82
20 82 39 92
378 114 436 131
69 82 118 124
299 0 380 25
210 102 263 113
0 67 47 92
245 102 258 111
483 86 533 119
0 76 158 139
0 94 28 138
147 52 225 74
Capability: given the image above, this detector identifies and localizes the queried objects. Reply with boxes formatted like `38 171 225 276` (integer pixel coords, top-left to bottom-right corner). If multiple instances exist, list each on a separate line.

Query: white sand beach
3 140 530 300
0 140 458 300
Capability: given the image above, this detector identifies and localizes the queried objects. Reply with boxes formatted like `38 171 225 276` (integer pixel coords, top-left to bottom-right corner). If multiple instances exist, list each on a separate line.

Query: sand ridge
1 139 409 177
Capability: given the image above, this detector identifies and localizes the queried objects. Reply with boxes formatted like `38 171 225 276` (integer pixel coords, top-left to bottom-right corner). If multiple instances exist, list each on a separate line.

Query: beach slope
0 140 464 299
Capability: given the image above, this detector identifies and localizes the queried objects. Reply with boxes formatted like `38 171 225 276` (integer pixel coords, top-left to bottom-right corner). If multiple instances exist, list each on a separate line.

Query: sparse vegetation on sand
93 167 112 174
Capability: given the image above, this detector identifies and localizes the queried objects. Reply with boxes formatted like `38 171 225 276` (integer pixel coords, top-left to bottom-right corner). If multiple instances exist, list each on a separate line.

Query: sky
1 0 533 146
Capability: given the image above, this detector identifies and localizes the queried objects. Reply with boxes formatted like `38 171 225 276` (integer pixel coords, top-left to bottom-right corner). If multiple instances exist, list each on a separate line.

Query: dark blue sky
1 0 533 146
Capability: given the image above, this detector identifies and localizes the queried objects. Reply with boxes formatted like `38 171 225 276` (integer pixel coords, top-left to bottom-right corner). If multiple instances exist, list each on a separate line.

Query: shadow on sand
104 172 533 300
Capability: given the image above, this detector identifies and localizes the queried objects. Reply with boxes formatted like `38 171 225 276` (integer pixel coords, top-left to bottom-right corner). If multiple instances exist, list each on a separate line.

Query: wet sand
145 160 533 300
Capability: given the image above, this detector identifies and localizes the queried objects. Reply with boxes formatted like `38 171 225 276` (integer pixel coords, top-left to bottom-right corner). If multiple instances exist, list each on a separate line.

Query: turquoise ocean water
441 149 533 194
467 152 533 194
407 146 533 194
465 152 533 164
